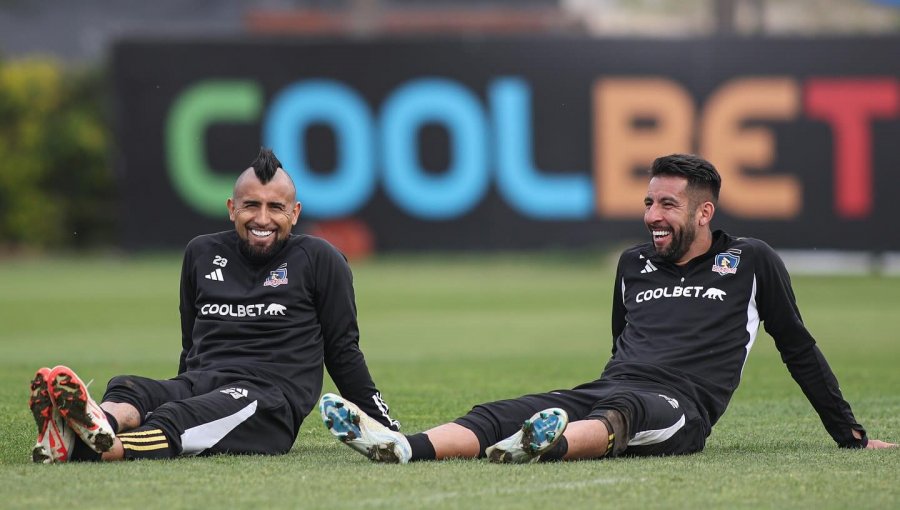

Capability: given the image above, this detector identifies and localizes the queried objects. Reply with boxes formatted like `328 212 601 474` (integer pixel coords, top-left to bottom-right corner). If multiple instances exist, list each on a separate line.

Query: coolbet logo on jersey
264 303 286 315
712 253 740 275
200 302 287 318
264 263 288 287
702 288 727 301
635 286 727 303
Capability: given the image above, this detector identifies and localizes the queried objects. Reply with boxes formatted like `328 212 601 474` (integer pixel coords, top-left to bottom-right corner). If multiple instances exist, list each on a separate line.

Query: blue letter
492 78 592 219
264 80 374 218
381 78 488 219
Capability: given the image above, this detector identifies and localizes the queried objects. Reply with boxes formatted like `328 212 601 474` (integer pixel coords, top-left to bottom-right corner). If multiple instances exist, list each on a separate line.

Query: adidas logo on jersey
220 388 248 400
205 268 224 281
640 261 657 274
658 394 680 409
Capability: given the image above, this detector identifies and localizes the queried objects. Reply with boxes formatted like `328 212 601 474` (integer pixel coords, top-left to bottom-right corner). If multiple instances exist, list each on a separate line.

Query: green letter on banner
166 80 262 216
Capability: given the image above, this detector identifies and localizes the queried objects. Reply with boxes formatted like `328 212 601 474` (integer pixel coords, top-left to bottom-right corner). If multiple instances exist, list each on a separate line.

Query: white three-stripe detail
205 268 224 281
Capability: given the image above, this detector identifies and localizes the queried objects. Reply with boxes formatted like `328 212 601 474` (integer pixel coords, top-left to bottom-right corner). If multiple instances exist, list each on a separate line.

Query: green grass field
1 254 897 509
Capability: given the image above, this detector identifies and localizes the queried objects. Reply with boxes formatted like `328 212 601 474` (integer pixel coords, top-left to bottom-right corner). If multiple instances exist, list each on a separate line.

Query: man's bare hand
851 429 896 449
865 439 897 449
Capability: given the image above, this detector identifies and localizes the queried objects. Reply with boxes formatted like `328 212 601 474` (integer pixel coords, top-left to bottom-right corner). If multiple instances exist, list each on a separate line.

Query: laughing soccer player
320 153 895 464
29 148 398 463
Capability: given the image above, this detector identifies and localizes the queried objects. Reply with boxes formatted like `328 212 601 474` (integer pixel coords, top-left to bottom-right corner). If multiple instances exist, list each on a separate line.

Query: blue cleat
486 408 569 463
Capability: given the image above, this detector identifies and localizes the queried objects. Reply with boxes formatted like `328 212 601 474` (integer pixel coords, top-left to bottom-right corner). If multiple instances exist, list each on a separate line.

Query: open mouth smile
651 228 671 240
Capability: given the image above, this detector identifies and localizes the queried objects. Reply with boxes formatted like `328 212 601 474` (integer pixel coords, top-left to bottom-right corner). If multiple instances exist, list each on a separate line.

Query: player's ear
291 201 302 225
227 197 236 221
698 201 715 226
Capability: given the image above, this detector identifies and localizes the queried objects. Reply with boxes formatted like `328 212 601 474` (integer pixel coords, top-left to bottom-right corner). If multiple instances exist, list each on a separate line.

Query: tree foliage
0 57 112 250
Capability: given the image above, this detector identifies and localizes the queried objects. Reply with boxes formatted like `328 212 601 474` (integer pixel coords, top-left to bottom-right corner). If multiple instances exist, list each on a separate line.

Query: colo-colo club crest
264 263 288 287
712 253 740 275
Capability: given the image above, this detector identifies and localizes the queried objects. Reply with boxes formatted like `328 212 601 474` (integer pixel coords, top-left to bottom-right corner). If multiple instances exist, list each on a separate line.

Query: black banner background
113 37 900 251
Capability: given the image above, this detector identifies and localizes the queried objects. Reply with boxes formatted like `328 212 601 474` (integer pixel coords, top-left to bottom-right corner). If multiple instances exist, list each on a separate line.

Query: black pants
103 370 295 458
454 378 708 457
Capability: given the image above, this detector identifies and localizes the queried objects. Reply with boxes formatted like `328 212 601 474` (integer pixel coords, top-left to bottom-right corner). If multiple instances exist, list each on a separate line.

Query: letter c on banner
166 80 262 216
264 80 375 218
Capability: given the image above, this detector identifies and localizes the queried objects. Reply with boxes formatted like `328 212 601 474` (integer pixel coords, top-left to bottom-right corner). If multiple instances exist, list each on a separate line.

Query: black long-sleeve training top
603 230 867 448
177 230 399 434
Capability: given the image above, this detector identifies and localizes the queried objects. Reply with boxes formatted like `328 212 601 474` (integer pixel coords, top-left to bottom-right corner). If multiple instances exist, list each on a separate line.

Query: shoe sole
321 397 402 463
29 370 52 432
50 368 114 452
322 399 363 441
32 444 51 464
488 409 567 463
30 369 54 463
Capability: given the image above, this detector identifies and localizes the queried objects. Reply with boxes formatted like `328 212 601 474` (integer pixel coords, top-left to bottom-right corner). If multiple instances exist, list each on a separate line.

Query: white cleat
486 408 569 463
319 393 411 464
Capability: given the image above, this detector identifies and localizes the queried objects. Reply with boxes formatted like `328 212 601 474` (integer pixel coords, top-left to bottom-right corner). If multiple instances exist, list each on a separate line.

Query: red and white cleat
30 367 76 463
47 365 115 453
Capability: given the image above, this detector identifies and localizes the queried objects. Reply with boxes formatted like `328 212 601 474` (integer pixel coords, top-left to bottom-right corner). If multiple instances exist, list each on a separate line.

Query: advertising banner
113 37 900 251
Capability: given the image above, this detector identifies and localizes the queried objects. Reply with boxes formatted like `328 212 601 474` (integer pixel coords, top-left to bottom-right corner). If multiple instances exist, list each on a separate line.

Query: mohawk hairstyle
650 153 721 203
249 147 283 184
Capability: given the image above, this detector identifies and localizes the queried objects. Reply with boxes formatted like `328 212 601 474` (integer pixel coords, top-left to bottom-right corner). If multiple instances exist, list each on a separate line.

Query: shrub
0 57 112 250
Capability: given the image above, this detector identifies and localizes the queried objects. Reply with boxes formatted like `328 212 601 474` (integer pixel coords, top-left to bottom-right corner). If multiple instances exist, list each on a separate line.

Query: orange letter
594 78 693 217
701 77 801 218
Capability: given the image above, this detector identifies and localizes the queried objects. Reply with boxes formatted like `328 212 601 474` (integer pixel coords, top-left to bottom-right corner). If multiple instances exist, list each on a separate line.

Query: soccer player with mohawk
29 147 398 462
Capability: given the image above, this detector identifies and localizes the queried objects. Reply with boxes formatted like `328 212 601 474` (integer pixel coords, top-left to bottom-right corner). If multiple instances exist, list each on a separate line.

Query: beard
655 216 697 264
238 235 288 265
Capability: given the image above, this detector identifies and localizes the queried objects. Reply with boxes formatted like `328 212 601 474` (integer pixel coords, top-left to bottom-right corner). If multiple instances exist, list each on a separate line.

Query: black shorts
454 378 708 458
103 371 295 456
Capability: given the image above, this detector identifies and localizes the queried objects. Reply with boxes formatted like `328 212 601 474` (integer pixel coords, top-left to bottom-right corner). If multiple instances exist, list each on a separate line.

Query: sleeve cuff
839 428 868 448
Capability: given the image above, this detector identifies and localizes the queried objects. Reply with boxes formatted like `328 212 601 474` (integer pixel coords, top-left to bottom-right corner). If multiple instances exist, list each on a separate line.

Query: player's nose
255 206 272 225
644 203 663 223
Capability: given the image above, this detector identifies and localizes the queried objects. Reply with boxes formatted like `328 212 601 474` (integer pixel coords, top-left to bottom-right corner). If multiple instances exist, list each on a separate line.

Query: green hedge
0 57 113 250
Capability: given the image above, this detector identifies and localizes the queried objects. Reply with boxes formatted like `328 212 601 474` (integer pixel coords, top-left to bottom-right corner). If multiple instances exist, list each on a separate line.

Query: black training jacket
603 230 867 448
177 230 399 434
